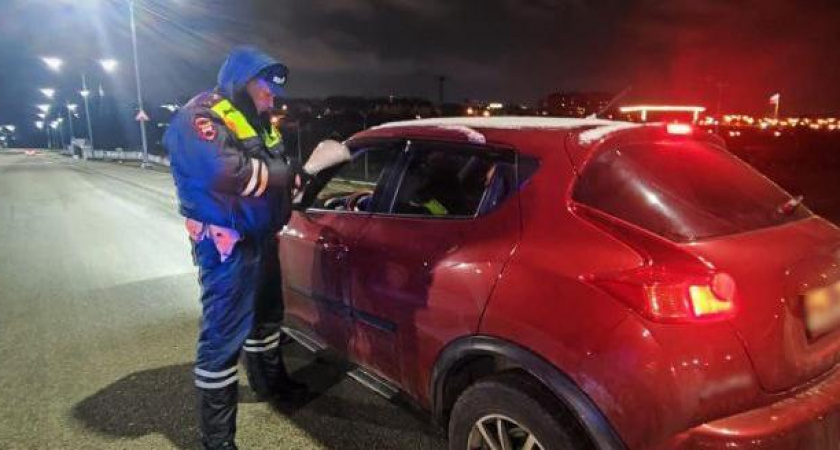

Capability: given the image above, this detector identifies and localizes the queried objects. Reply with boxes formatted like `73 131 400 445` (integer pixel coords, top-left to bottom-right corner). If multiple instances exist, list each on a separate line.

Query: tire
448 372 591 450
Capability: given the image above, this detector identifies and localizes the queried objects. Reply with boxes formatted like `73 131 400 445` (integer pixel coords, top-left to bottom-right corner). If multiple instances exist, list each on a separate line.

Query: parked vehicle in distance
278 116 840 449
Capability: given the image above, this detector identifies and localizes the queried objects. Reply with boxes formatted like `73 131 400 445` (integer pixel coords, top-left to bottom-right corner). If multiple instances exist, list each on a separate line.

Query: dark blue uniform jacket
164 47 292 238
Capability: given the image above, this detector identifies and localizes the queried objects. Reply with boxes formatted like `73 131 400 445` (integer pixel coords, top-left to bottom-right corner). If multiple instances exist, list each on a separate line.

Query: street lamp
5 125 16 133
42 57 115 152
37 104 51 113
99 59 119 73
65 103 78 143
129 0 150 168
40 88 56 99
57 117 65 148
35 121 46 147
42 57 63 72
80 75 94 151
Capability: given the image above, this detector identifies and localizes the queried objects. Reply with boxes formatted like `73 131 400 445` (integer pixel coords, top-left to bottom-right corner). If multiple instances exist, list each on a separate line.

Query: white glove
304 139 352 175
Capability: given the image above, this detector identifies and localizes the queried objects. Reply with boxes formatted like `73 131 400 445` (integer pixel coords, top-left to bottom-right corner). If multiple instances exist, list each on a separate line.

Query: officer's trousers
192 234 290 449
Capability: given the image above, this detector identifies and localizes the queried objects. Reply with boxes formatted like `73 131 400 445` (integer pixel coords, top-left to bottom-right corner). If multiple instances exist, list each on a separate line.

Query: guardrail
63 147 171 167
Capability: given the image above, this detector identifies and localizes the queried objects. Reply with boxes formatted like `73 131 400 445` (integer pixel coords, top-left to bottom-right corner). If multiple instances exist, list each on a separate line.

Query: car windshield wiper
777 195 804 216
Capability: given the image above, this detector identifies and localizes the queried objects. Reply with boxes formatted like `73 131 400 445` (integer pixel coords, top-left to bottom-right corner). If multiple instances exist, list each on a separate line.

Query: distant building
540 92 613 117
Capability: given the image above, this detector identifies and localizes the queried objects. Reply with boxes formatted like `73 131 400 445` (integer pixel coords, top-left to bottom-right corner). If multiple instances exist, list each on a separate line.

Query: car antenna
587 86 632 119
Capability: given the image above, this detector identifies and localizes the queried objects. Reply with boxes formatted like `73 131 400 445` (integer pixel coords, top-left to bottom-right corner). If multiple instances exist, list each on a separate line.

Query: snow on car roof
372 116 642 145
577 122 643 144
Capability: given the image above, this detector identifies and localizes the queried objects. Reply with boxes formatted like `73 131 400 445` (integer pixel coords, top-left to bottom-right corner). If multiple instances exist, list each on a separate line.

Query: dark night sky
1 0 839 142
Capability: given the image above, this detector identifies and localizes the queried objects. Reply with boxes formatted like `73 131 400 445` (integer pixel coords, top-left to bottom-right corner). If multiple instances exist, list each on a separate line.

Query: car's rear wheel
449 373 590 450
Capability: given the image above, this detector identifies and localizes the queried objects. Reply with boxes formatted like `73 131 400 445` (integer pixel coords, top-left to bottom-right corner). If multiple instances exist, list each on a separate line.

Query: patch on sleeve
193 117 217 141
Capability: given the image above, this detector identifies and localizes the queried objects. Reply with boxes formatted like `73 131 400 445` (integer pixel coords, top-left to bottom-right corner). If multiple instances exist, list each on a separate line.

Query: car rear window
573 141 811 242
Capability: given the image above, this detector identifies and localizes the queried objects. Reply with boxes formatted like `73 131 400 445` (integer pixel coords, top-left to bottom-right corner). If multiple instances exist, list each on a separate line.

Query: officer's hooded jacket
164 47 294 238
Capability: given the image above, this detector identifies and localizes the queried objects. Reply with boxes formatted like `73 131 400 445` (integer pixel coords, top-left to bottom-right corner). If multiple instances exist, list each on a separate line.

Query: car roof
351 116 643 157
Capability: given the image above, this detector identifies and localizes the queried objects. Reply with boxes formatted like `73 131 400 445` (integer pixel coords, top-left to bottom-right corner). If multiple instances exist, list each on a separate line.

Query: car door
278 142 402 355
347 140 522 394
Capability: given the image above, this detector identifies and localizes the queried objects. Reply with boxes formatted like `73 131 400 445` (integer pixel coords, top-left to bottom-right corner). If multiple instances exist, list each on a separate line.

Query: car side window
309 145 398 213
390 142 516 218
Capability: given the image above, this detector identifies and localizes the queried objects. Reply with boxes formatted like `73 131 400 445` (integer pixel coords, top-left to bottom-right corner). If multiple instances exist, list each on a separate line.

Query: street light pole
81 74 95 154
65 104 76 143
129 0 150 168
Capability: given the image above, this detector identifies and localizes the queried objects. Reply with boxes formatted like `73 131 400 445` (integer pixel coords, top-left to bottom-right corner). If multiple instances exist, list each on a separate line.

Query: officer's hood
217 46 283 99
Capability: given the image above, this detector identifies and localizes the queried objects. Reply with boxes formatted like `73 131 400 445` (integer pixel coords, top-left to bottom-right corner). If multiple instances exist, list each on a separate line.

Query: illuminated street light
40 88 56 99
5 125 16 132
41 56 115 151
37 104 51 113
37 113 47 119
99 58 119 73
42 57 63 72
50 121 59 129
64 103 78 142
35 121 44 130
128 0 150 167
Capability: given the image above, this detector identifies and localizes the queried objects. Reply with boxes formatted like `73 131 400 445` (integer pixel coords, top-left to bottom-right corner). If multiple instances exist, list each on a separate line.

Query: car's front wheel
448 373 591 450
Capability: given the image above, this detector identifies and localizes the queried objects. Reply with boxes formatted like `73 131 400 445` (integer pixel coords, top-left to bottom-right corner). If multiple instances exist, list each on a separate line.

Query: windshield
573 141 811 242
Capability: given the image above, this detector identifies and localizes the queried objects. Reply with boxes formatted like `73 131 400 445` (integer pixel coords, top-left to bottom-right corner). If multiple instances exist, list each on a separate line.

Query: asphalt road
0 150 445 449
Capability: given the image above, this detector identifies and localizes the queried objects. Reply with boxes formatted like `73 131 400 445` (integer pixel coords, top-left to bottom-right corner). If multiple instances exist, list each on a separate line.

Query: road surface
0 150 445 449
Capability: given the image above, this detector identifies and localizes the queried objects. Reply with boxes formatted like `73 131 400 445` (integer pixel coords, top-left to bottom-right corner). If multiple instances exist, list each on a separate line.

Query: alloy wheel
466 414 544 450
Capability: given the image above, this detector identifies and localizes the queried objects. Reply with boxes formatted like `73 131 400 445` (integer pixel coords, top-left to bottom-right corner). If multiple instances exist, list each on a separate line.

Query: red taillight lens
591 268 736 323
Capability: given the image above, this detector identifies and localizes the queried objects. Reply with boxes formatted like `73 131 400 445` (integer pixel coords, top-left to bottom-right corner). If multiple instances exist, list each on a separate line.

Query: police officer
164 46 308 450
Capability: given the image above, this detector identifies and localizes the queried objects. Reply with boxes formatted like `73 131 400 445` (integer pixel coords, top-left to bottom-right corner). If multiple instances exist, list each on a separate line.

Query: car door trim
288 283 398 332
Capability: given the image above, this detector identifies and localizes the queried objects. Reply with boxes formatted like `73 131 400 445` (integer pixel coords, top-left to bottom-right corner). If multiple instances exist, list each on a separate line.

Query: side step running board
282 327 327 352
347 367 399 399
282 326 400 400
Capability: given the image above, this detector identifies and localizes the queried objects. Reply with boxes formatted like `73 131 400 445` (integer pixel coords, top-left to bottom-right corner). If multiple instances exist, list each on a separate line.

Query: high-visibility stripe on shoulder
209 98 258 140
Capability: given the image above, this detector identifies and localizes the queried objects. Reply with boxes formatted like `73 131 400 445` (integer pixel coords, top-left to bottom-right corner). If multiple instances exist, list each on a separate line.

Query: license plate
804 281 840 339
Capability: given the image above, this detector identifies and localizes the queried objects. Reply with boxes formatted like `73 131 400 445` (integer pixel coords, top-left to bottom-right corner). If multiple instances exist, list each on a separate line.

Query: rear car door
346 140 522 393
278 142 400 354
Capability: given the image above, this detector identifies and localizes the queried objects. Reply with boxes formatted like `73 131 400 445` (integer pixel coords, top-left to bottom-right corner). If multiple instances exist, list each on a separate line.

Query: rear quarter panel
479 134 764 449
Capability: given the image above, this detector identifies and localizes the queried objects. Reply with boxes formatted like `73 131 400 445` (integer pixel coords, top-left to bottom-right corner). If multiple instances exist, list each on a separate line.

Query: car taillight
590 268 736 323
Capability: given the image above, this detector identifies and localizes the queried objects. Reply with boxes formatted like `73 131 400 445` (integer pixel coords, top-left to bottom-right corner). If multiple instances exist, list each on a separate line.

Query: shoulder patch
193 117 217 141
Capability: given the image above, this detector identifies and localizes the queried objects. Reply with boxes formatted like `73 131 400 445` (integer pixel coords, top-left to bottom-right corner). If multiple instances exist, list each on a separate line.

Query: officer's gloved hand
287 158 313 196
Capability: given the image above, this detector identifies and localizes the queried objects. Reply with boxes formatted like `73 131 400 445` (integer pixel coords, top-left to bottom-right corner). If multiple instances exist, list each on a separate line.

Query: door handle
317 237 349 252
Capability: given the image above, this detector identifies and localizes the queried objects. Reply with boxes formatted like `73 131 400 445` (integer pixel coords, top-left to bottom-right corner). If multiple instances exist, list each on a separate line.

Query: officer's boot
244 351 272 401
246 346 308 402
263 345 308 400
197 383 239 450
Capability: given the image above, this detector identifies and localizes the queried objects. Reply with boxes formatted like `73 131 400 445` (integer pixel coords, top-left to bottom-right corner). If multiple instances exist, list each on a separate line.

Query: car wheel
449 373 590 450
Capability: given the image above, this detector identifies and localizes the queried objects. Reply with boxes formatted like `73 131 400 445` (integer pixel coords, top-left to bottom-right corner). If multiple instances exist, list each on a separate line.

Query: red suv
278 117 840 449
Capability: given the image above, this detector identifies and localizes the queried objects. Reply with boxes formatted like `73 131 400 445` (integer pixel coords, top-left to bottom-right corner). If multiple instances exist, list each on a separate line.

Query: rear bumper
668 366 840 449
